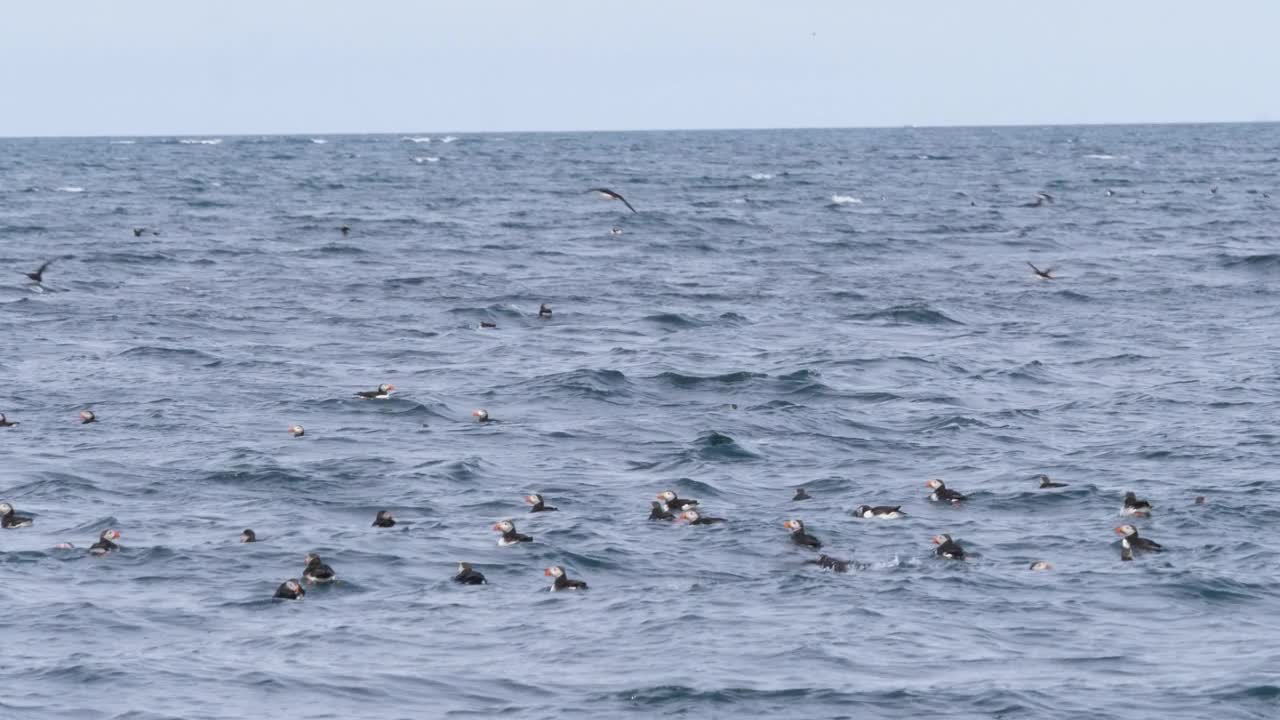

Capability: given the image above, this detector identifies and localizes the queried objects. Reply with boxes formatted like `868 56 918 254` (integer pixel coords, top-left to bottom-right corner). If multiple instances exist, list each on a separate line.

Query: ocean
1 124 1278 719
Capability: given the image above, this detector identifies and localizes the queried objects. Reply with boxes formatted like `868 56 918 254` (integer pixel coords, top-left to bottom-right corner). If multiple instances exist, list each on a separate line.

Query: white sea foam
830 194 863 205
404 136 432 143
109 140 136 145
1086 153 1117 160
440 136 458 143
310 138 328 144
179 138 222 145
750 172 774 180
413 156 441 164
56 186 85 193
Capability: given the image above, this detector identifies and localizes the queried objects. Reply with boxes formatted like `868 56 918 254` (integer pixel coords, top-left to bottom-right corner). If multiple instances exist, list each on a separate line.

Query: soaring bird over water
1027 262 1055 280
588 188 637 213
24 260 54 284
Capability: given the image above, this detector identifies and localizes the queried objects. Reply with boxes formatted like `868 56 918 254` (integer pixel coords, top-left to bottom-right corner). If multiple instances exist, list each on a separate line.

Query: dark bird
0 413 18 427
805 554 850 573
339 225 351 236
588 187 637 213
472 409 493 423
648 501 675 521
479 321 497 329
525 494 558 513
240 529 257 543
492 519 532 545
454 562 487 585
610 227 623 236
538 303 553 318
932 533 966 560
0 502 33 529
24 260 54 283
303 553 336 583
1022 191 1054 207
373 510 396 527
854 505 905 519
288 424 305 437
1037 474 1068 489
1195 496 1207 505
79 410 97 424
133 227 145 237
1029 561 1053 571
657 490 698 511
1027 262 1055 280
925 479 966 503
793 488 811 501
90 529 121 555
1115 524 1163 556
783 519 822 549
354 383 395 400
678 509 726 525
274 579 305 600
1122 491 1153 517
545 565 588 591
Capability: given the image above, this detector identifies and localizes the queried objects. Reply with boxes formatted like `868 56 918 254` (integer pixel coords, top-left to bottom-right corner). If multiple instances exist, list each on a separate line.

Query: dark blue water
2 125 1279 719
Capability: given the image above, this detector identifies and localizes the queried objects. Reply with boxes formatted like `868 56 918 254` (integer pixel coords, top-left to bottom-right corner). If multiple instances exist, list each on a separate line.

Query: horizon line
0 118 1277 141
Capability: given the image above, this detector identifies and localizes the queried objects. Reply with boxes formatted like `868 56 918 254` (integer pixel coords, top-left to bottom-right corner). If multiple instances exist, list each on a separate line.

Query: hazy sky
2 0 1278 136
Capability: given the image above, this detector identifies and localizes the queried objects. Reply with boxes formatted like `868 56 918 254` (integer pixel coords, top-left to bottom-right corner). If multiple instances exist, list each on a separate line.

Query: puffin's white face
680 510 699 522
286 580 303 593
494 520 513 533
855 506 869 517
784 519 803 531
525 495 541 505
473 409 489 421
0 503 11 514
289 425 304 435
545 566 564 578
1030 561 1053 571
925 479 943 489
932 534 951 545
80 411 95 421
457 562 470 572
1115 525 1136 536
379 384 394 393
658 491 675 502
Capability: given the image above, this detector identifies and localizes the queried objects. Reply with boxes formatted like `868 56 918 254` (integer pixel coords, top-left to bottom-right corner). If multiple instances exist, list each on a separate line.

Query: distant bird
805 554 850 573
1115 524 1162 556
340 225 351 236
854 505 905 519
538 303 553 318
288 424 304 437
1023 191 1054 207
303 553 336 583
545 565 588 591
1029 561 1053 571
472 409 493 423
679 509 726 525
372 510 396 527
648 501 675 521
23 260 54 284
610 227 623 236
1105 189 1115 197
1037 474 1068 489
79 410 97 424
925 479 966 503
240 529 257 543
1210 186 1218 195
932 533 966 560
1122 491 1153 517
274 579 305 600
1194 496 1207 505
657 490 698 511
0 502 34 529
454 562 487 585
792 488 811 501
90 529 121 555
132 227 159 237
588 188 637 213
354 383 395 400
783 519 822 549
0 413 18 428
525 494 558 512
1027 262 1055 280
479 321 497 329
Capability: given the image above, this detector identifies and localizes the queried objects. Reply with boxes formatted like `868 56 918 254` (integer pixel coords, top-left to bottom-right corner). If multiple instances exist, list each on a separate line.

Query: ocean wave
179 138 223 145
849 303 963 325
403 136 431 143
55 186 85 193
749 172 773 180
413 156 441 164
653 370 764 387
310 138 328 144
440 136 458 143
109 140 136 145
829 194 863 205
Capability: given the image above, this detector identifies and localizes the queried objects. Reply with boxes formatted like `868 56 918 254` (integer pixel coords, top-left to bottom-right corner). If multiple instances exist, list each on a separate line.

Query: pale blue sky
2 0 1278 136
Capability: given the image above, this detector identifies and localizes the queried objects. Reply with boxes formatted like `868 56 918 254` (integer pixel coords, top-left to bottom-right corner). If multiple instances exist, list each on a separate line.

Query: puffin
372 511 396 527
0 502 34 528
932 533 966 559
587 187 637 213
1027 262 1055 280
492 520 532 545
525 494 558 512
610 227 623 236
303 553 337 583
472 409 494 423
792 488 811 501
805 554 850 573
0 413 18 427
454 562 487 585
1122 491 1153 516
288 424 305 437
1037 474 1068 488
1115 525 1162 555
479 321 497 329
79 410 97 424
24 259 54 284
648 501 675 521
783 519 822 549
1029 561 1054 571
274 579 305 600
1022 191 1054 207
925 479 966 503
339 225 351 236
539 303 552 318
240 529 257 543
545 565 588 591
354 383 395 400
656 490 698 511
90 529 121 555
854 505 905 519
678 509 726 525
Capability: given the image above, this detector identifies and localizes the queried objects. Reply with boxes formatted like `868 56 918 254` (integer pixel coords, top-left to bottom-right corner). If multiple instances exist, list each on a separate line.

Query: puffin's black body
792 488 811 501
657 491 698 511
373 511 396 527
933 534 966 560
1038 475 1068 488
525 494 558 513
0 413 17 427
538 303 552 318
354 383 395 400
648 501 675 521
0 502 33 528
90 529 120 555
1123 492 1153 516
854 505 904 518
303 553 336 582
274 579 305 599
926 479 967 503
1115 525 1163 556
807 554 850 573
454 563 487 585
679 510 726 525
493 520 532 545
784 519 822 549
24 260 53 283
545 566 587 591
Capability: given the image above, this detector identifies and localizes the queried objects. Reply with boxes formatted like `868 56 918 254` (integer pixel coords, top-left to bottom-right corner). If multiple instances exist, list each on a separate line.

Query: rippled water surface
2 125 1280 719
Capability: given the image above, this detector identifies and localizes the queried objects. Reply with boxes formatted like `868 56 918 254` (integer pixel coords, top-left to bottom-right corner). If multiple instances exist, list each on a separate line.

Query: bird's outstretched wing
1027 261 1042 274
589 188 638 213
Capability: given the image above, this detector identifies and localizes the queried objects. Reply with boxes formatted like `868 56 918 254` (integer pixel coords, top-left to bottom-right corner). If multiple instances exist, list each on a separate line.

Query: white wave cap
403 136 431 143
56 186 85 192
179 138 223 145
830 194 863 205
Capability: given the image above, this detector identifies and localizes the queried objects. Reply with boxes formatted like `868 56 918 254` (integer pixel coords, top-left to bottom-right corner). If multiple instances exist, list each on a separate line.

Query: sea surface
2 124 1279 719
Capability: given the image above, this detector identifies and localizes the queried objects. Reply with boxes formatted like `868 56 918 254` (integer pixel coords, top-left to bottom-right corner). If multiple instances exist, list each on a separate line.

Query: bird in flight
24 260 54 284
1023 192 1054 207
1027 262 1055 280
588 188 637 213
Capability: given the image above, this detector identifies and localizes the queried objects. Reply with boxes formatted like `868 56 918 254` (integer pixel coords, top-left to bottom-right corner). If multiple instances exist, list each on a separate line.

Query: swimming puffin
1029 561 1053 571
783 519 822 549
240 529 257 543
854 505 905 519
288 424 304 437
0 413 17 427
1037 474 1068 488
1115 525 1162 555
1027 262 1056 280
545 565 588 591
23 259 54 284
648 501 675 521
656 490 698 511
79 410 97 424
805 554 850 573
0 502 33 528
472 409 493 423
610 227 623 236
90 529 121 555
678 509 726 525
793 488 811 501
339 225 351 236
538 303 552 318
1122 491 1153 516
373 511 396 527
492 519 532 545
354 383 395 400
274 579 305 600
587 188 637 213
454 562 487 585
1022 192 1054 207
525 494 558 512
925 479 966 503
479 321 497 329
303 553 336 583
932 534 966 559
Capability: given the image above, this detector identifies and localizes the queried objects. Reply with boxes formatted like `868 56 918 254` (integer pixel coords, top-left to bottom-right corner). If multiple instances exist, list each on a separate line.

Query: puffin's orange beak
931 536 942 544
1113 527 1125 535
544 568 553 576
492 523 503 531
524 496 536 504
